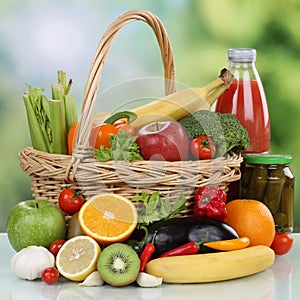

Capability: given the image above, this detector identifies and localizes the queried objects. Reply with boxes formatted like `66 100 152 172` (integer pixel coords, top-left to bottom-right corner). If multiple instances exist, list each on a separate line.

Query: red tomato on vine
190 135 216 159
58 188 85 215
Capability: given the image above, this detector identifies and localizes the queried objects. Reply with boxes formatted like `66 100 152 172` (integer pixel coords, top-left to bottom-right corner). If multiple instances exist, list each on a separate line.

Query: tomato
270 232 293 255
67 122 120 155
90 123 119 149
113 120 135 136
58 188 85 215
42 267 60 284
190 135 216 159
49 239 66 256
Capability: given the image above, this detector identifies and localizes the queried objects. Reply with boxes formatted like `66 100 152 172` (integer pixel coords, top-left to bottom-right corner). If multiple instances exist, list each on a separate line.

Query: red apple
136 121 189 161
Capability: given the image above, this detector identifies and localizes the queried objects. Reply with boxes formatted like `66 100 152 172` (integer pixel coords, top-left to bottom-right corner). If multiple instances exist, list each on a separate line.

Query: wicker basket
19 9 243 218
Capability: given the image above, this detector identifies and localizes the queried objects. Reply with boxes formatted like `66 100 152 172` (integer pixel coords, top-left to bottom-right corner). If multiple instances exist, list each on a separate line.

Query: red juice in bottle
216 48 270 154
215 48 270 200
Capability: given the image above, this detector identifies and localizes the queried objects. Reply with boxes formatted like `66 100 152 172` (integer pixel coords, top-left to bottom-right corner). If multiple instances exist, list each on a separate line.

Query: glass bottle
215 48 270 154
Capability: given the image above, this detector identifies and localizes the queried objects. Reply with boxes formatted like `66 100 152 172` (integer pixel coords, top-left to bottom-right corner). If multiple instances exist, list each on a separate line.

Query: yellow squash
145 245 275 283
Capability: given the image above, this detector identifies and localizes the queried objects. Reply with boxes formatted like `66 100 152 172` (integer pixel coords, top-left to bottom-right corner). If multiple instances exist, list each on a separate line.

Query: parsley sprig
94 130 143 162
132 191 186 226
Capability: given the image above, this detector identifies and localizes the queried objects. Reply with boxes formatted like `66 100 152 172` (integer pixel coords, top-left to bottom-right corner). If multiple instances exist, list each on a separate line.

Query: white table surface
1 232 299 300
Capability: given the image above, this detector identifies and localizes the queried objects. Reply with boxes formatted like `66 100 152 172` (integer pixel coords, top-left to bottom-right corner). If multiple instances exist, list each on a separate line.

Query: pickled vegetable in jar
240 154 294 233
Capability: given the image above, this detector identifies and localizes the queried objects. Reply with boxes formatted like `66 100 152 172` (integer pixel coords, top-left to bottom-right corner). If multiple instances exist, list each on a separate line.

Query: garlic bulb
10 245 55 280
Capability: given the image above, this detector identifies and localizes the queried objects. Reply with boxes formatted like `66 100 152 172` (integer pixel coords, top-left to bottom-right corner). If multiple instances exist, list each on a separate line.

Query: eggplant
131 217 239 257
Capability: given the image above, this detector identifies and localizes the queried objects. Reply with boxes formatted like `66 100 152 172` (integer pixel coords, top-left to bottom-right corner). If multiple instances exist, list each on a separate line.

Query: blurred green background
0 0 299 232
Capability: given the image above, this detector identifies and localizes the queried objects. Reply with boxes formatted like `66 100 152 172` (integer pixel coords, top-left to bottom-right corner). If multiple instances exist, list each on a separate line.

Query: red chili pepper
159 241 202 258
139 231 157 272
194 187 227 221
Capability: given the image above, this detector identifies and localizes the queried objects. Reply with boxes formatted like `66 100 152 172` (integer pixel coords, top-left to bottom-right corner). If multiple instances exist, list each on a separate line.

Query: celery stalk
22 70 78 154
65 79 73 95
57 70 67 88
55 71 78 132
52 83 65 100
57 70 73 95
49 99 67 154
22 93 50 152
64 95 78 132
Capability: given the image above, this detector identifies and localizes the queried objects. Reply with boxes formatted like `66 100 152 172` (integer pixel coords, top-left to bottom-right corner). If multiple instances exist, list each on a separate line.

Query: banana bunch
145 245 275 283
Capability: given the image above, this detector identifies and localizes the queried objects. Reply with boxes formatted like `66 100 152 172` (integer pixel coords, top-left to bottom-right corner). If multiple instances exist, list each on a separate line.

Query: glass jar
215 48 270 154
240 154 294 233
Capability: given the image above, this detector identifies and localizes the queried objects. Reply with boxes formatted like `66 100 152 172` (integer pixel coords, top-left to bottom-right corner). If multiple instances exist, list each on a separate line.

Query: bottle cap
228 48 256 62
244 153 293 165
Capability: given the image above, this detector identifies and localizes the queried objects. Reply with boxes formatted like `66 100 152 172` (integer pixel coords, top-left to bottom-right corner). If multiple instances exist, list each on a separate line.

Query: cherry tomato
270 232 293 255
58 188 85 215
190 135 216 159
49 239 66 256
113 120 135 136
42 267 60 284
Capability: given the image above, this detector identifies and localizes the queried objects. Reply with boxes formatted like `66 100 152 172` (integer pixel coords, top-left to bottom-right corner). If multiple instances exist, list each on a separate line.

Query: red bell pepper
194 187 227 220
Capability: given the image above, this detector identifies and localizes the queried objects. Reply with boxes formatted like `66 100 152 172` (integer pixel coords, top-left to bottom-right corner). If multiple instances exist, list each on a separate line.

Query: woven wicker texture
19 9 242 218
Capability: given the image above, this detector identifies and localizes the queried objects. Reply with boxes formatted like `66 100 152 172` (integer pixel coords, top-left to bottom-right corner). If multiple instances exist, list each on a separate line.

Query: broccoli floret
179 110 250 156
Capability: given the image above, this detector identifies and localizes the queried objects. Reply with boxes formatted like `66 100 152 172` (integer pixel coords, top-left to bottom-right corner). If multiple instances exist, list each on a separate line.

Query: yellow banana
130 69 233 129
145 245 275 283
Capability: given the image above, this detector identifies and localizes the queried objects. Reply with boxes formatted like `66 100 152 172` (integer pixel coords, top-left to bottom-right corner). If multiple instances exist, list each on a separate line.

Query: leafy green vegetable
94 130 143 162
132 191 186 226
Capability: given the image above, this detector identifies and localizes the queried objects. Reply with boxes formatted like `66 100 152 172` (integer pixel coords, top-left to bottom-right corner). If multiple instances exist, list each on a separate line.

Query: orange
223 199 275 247
78 193 138 245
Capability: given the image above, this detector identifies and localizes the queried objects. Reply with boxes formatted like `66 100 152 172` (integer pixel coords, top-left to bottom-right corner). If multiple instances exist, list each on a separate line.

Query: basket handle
74 9 176 155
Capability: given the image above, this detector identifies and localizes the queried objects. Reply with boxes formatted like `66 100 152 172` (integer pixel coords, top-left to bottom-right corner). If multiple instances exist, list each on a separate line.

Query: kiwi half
97 243 140 286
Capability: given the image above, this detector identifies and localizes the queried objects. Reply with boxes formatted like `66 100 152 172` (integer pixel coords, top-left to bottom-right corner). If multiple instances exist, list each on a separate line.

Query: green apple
7 200 66 252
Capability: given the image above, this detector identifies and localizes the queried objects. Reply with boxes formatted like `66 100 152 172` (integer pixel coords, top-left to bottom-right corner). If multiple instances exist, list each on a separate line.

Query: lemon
56 235 101 281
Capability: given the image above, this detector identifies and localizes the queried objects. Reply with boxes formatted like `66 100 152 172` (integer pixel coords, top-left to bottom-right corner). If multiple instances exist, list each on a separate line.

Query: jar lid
244 153 293 165
228 48 256 62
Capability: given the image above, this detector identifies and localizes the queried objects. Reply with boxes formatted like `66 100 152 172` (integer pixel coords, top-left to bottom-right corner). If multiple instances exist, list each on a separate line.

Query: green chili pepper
126 239 145 254
104 111 137 125
126 225 149 254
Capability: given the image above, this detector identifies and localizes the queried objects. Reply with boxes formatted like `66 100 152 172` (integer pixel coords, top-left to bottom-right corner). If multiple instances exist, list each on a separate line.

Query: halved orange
78 193 138 245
